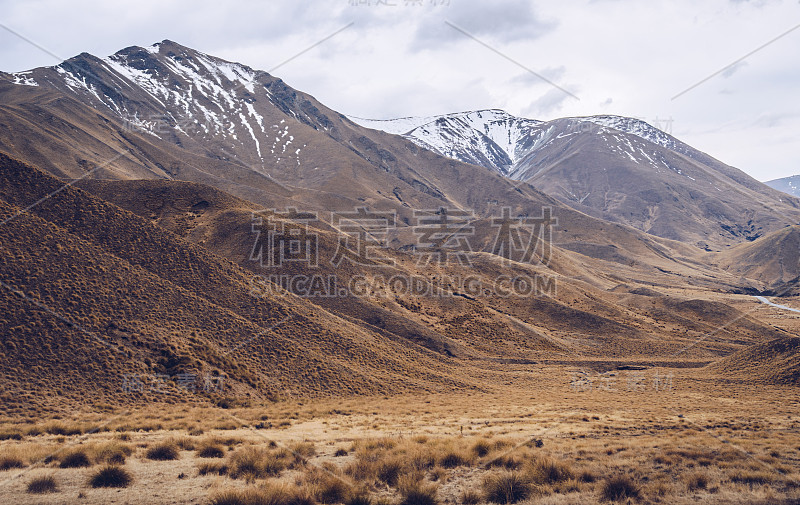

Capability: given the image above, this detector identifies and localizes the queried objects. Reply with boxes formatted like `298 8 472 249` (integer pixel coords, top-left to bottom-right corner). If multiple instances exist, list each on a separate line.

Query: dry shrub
729 470 774 485
172 436 196 451
686 471 708 491
89 465 132 488
0 431 23 441
198 461 229 476
377 458 405 486
527 457 573 485
210 482 315 505
460 490 481 505
409 449 436 472
345 456 378 482
482 471 531 504
344 492 373 505
438 450 470 469
146 441 179 461
291 442 317 459
198 443 226 458
26 474 58 494
59 449 91 468
486 454 524 470
311 474 350 504
398 479 438 505
644 480 673 498
229 447 286 480
471 439 492 458
601 475 640 502
42 421 83 436
0 456 25 471
363 438 396 451
95 442 133 465
578 470 597 483
429 467 447 483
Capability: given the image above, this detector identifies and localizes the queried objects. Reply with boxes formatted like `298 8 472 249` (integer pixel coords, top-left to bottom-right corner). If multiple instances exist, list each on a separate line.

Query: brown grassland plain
0 364 798 505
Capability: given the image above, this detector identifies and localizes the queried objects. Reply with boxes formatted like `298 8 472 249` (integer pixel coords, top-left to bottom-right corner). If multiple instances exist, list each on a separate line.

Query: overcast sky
1 0 798 181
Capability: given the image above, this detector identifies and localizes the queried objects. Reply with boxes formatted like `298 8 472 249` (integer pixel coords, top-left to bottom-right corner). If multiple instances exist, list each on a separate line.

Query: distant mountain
352 110 800 248
765 175 800 197
0 39 707 268
3 39 798 252
351 110 543 174
2 40 796 408
716 224 800 291
349 110 679 176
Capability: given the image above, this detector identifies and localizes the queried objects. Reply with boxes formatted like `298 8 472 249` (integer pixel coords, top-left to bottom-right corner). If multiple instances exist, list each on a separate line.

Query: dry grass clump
482 471 531 504
0 430 24 441
0 455 25 470
344 492 373 505
198 442 226 458
304 470 352 504
377 458 405 486
471 439 492 458
172 436 196 451
486 453 525 470
40 421 85 436
344 436 529 490
291 441 317 459
229 446 288 480
94 441 133 464
475 454 577 503
198 461 229 476
26 474 58 494
398 477 439 505
438 449 472 469
459 490 481 505
526 457 573 485
728 470 774 485
146 441 180 461
600 475 640 502
88 465 133 488
57 441 133 467
59 448 92 468
210 482 315 505
685 471 708 491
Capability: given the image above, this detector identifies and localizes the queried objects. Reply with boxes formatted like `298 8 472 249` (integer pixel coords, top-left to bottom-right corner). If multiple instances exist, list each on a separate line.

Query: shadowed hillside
0 153 479 414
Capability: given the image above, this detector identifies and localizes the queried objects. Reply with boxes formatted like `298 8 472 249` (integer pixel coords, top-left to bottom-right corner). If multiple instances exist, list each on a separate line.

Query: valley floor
1 366 798 505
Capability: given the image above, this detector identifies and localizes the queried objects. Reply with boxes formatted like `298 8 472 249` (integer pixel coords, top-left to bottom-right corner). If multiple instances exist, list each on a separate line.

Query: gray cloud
409 0 556 52
722 60 749 78
521 87 574 118
509 66 566 86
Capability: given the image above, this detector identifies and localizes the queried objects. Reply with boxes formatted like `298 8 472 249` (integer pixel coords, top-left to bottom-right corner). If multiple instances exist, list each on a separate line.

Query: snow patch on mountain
765 175 800 197
351 109 687 179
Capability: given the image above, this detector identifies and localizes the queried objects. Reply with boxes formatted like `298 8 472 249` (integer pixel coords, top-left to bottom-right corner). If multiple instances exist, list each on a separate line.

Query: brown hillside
715 224 800 292
75 175 789 363
0 152 478 414
705 336 800 385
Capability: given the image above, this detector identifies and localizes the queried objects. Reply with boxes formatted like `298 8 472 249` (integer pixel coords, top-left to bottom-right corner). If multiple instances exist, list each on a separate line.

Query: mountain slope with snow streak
351 109 800 247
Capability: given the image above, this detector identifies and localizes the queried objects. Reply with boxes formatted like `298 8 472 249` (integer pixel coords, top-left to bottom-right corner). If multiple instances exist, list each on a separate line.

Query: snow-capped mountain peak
9 40 337 169
347 109 682 176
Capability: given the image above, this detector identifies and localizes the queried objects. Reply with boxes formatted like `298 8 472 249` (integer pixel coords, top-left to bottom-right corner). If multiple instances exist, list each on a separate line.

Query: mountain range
351 110 800 249
2 39 800 409
765 174 800 197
